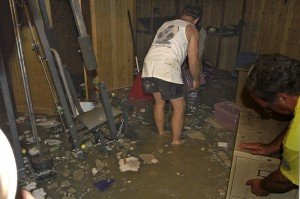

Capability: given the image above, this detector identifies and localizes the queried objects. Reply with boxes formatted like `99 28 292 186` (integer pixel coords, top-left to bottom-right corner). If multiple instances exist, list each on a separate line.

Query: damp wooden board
226 108 298 199
227 155 298 199
234 108 288 152
77 106 122 130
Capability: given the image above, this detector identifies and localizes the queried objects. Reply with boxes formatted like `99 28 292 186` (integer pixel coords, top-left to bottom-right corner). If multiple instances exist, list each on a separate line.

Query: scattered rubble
45 139 62 146
118 157 140 172
73 170 84 181
184 129 206 141
139 154 159 164
23 182 37 191
204 117 224 129
218 142 228 148
36 119 60 129
32 188 47 199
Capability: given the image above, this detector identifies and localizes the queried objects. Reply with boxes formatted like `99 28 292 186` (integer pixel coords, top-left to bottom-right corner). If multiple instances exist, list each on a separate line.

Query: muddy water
34 114 233 199
18 66 237 198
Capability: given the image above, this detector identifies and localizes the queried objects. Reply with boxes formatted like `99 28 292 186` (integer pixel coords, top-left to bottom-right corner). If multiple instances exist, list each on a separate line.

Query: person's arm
239 128 288 156
246 169 298 196
186 25 200 89
261 169 298 192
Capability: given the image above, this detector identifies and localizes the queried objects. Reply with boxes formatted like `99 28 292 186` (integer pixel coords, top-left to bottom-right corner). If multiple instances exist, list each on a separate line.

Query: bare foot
158 131 168 136
171 139 185 145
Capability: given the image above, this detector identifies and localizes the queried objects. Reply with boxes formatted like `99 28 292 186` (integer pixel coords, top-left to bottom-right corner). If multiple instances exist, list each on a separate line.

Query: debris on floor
36 119 61 129
204 117 224 129
218 142 228 148
94 179 115 191
32 188 47 199
184 129 206 141
139 153 159 164
0 64 238 198
118 157 140 172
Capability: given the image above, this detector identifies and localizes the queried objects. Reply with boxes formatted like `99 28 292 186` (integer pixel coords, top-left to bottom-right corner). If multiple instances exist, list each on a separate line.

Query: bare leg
16 189 35 199
170 97 186 145
153 92 167 135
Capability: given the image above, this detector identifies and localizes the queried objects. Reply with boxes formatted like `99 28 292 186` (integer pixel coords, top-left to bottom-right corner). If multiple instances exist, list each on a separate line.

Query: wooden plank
280 0 296 55
219 36 239 70
203 0 221 66
90 0 134 90
268 0 290 53
110 0 118 88
251 0 266 52
256 0 278 54
240 0 258 52
284 0 300 60
226 108 298 199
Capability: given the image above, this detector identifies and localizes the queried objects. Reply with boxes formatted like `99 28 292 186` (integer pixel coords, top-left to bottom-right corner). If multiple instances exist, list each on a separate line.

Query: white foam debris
139 154 159 164
118 157 140 172
218 142 228 148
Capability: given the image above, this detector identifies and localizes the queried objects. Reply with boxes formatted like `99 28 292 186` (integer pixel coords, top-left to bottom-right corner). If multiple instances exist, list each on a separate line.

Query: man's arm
239 128 288 156
186 25 200 89
246 169 298 196
261 169 298 193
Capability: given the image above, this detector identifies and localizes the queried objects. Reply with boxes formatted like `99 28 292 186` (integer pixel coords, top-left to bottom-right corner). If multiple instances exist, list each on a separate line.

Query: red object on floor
128 73 153 102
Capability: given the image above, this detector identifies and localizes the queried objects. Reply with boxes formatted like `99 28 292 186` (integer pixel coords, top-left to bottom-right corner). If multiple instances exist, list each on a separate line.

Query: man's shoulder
185 24 199 41
285 116 300 151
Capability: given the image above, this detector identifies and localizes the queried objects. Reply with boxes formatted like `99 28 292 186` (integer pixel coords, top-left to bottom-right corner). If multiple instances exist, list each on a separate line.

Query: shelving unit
206 0 247 68
135 0 181 61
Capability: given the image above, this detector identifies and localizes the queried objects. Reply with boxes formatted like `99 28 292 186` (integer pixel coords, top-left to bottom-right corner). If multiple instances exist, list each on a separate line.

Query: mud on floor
3 66 238 199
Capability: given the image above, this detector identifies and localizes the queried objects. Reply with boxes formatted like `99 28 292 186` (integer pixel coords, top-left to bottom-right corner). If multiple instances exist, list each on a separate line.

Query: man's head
247 54 300 115
182 5 203 25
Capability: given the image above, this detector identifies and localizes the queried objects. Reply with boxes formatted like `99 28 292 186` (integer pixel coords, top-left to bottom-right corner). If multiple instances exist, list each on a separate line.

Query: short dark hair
183 5 203 19
247 53 300 102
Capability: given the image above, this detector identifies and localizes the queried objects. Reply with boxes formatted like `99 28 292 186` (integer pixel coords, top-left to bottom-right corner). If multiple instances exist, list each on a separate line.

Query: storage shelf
207 32 240 38
137 16 176 32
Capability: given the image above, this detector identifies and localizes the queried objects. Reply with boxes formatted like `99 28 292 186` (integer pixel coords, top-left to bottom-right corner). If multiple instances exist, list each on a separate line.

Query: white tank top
142 20 193 84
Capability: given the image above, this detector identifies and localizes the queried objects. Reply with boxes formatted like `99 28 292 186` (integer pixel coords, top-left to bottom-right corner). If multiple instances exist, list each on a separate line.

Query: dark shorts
141 77 184 100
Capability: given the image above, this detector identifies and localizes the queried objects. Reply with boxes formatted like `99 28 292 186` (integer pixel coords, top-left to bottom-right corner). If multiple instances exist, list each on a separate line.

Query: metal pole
9 0 40 152
69 0 88 36
27 0 82 155
216 0 226 68
51 48 77 117
69 0 98 71
0 47 26 178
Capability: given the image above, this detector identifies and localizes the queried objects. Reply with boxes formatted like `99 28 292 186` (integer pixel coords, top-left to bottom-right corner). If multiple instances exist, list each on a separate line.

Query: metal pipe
51 48 77 117
9 0 40 152
69 0 88 36
0 47 26 177
38 0 51 29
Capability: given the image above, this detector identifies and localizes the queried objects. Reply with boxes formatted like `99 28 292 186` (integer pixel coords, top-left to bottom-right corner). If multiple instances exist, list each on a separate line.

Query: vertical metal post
216 0 226 68
150 0 154 40
98 83 117 139
69 0 98 71
27 0 81 150
236 0 247 57
0 47 26 178
9 0 40 152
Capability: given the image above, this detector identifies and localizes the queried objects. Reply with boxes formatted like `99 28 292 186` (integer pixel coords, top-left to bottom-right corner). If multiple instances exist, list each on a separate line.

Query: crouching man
239 54 299 196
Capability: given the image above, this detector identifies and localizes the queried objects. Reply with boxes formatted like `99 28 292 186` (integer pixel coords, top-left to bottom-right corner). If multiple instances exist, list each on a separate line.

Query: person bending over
239 54 299 196
142 5 203 145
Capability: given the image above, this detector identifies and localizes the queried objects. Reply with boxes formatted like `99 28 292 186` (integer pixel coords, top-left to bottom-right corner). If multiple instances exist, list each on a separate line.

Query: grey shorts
141 77 184 100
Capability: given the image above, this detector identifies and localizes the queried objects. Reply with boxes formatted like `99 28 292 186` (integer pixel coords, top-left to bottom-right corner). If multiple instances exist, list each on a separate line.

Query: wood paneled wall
0 0 56 114
241 0 300 60
136 0 179 62
136 0 245 70
90 0 135 90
